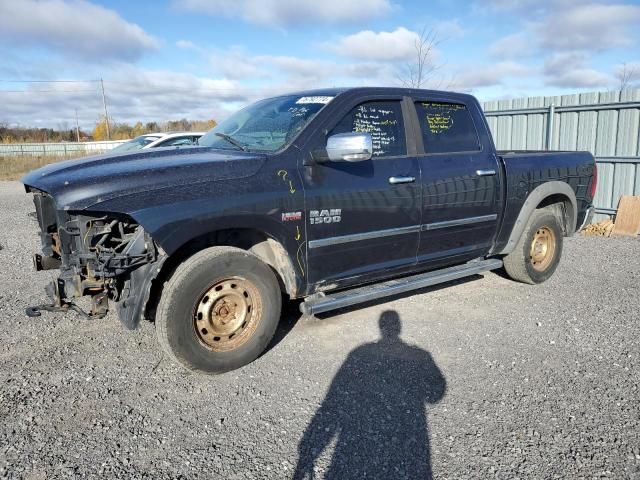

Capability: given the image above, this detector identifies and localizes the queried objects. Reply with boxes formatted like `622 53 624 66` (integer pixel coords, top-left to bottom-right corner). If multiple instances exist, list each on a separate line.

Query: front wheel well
144 229 299 322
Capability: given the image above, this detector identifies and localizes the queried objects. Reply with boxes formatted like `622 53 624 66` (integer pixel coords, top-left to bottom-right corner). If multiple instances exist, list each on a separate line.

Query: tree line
0 118 217 144
92 118 217 141
0 123 87 143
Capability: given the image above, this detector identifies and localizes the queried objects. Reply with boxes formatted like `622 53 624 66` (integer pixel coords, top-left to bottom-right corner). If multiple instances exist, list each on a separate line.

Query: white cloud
0 0 158 62
326 27 422 61
543 52 584 73
175 0 393 27
544 69 613 88
536 3 640 51
487 2 640 55
478 0 538 10
433 19 465 39
0 53 402 129
452 62 536 89
543 52 612 88
259 56 334 78
487 1 640 91
0 67 248 129
211 48 267 80
206 36 404 85
489 32 534 59
176 40 197 49
478 0 582 13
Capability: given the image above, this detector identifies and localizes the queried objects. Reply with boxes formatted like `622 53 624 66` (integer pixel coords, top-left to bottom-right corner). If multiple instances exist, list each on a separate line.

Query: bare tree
397 27 443 89
617 63 639 91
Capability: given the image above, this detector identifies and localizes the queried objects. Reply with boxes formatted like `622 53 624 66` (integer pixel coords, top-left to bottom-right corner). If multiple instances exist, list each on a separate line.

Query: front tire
156 246 282 374
503 208 564 285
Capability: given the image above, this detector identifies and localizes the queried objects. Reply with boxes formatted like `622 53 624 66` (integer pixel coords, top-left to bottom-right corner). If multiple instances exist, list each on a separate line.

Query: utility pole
100 78 110 140
75 108 80 142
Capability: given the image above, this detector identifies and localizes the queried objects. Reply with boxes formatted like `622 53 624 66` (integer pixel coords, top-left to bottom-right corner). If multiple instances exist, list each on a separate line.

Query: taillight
589 163 598 199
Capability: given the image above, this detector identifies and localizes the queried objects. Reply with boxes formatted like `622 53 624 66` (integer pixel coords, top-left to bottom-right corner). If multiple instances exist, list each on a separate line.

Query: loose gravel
0 180 639 479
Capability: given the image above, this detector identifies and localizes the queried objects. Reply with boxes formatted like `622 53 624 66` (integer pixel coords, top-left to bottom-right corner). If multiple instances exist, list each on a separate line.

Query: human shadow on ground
265 274 483 355
293 310 447 480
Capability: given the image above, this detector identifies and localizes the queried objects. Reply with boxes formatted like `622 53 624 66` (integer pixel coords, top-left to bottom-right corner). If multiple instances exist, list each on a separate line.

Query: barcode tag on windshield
296 96 334 104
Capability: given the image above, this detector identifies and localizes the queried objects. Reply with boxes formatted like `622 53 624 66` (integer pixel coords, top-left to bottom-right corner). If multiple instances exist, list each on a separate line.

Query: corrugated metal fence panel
511 97 527 150
594 91 619 215
616 90 640 203
484 100 499 142
482 88 640 222
559 94 579 150
496 99 512 150
576 92 598 153
527 96 546 150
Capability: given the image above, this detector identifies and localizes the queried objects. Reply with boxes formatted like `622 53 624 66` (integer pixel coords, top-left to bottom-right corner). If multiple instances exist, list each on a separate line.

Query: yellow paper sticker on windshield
296 96 334 104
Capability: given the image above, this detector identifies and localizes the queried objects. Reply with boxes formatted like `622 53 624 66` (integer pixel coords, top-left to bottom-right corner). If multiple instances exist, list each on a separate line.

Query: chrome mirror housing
326 132 373 162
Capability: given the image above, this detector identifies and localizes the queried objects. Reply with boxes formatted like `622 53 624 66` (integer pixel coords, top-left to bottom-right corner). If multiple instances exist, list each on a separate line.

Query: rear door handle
389 176 416 185
476 169 496 176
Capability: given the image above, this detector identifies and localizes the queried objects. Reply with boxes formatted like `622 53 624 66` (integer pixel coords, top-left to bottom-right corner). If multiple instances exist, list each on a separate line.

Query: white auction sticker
296 96 334 104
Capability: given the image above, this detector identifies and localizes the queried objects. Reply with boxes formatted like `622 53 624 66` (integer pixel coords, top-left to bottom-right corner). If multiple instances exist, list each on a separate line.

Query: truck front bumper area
27 256 166 330
26 189 164 327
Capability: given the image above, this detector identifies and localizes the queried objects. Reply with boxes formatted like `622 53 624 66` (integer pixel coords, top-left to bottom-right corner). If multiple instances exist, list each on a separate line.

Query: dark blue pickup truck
23 87 596 373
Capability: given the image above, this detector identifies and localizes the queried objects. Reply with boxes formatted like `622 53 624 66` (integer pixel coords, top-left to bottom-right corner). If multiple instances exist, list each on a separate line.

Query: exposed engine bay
27 188 164 327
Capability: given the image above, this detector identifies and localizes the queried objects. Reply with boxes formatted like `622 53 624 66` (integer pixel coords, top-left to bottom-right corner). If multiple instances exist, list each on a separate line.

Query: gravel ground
0 180 639 479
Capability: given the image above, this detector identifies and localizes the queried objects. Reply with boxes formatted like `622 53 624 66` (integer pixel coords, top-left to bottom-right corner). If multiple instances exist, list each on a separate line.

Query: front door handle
476 169 496 176
389 176 416 185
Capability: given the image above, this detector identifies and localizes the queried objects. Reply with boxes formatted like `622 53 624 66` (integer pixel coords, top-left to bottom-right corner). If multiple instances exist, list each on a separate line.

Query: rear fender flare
499 181 577 255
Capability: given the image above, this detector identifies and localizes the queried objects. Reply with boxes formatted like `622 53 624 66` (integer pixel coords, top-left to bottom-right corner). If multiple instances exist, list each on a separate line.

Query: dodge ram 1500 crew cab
22 87 596 374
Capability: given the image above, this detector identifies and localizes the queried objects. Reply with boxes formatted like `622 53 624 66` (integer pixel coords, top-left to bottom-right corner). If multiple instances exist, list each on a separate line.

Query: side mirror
326 132 373 162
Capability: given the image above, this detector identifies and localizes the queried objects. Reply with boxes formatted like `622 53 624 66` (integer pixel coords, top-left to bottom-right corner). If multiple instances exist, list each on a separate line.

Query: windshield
198 94 334 152
111 135 158 153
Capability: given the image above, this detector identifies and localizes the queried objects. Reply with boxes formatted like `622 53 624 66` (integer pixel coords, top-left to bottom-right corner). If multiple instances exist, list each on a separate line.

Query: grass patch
0 154 89 181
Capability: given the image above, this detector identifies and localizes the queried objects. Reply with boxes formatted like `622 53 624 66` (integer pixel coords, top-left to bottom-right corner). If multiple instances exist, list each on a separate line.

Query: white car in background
110 132 206 153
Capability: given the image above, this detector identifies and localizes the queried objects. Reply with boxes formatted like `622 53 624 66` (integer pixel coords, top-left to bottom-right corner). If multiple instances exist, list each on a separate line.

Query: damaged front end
27 188 166 329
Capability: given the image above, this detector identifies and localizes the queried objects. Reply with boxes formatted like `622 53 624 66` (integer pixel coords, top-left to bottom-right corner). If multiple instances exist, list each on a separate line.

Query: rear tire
503 208 563 285
156 246 281 374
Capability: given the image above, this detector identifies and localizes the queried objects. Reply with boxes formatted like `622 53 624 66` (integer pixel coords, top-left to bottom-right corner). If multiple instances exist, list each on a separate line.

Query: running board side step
300 258 503 316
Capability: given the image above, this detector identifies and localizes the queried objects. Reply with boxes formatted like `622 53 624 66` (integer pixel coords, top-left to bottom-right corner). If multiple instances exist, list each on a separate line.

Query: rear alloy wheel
156 246 281 374
503 208 563 284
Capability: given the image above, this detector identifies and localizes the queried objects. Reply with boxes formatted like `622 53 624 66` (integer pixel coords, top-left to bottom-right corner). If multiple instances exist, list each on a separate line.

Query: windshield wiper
214 132 247 151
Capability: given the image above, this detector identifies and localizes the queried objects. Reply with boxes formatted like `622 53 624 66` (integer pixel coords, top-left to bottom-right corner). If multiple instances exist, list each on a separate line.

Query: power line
0 79 100 83
0 90 99 93
0 78 252 94
0 86 245 93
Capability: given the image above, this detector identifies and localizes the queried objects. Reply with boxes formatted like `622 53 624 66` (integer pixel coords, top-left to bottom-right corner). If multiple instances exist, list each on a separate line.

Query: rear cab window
414 101 480 154
330 101 406 158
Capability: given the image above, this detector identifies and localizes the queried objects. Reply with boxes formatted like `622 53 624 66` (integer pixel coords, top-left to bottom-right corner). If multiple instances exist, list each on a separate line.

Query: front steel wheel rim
194 277 262 352
529 226 556 272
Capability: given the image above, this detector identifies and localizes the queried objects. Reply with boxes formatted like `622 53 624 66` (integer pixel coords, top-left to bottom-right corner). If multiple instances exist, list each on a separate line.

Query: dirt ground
1 180 639 479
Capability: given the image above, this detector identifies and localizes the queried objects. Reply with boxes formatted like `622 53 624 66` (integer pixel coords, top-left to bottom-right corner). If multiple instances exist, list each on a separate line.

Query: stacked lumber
581 195 640 237
582 219 615 237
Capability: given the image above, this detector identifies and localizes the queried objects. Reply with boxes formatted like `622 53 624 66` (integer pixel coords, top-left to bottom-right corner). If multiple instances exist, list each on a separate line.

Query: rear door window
330 101 406 158
414 101 480 154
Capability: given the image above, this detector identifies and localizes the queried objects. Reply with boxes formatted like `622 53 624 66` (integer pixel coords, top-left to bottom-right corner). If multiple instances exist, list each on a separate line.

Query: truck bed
493 149 596 253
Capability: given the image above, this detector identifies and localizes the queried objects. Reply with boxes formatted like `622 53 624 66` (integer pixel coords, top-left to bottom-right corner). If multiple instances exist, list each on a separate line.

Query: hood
22 146 267 210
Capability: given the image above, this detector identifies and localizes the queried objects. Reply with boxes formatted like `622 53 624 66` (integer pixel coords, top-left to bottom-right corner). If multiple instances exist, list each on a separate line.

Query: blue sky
1 0 639 129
